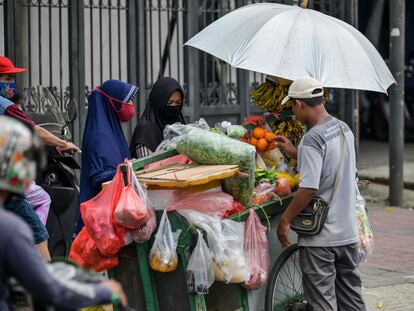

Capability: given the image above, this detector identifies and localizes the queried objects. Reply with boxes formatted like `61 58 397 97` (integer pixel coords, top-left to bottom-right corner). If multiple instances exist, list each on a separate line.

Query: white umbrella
185 3 395 94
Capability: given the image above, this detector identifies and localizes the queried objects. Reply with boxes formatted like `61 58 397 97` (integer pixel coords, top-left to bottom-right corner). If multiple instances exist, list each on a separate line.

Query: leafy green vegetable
255 167 277 182
226 125 247 138
176 128 256 206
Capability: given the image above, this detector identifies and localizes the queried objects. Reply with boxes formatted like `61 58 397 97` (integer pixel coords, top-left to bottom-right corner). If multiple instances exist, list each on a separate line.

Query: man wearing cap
0 56 80 261
276 77 366 310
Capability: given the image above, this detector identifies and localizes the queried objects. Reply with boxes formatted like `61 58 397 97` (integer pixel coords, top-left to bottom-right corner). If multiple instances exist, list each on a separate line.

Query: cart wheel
265 244 307 311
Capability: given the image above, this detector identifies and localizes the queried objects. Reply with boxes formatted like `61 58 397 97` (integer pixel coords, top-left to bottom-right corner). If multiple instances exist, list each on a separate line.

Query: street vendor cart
109 149 302 311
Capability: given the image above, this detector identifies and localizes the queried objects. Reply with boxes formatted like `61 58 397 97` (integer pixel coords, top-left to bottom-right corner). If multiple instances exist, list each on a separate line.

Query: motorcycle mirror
67 98 78 123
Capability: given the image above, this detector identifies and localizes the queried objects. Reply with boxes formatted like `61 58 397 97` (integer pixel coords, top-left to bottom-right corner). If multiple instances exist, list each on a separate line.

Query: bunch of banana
250 81 290 112
274 119 305 145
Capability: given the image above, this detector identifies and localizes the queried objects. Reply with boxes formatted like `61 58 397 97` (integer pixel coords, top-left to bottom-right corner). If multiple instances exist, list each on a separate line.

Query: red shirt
5 104 36 128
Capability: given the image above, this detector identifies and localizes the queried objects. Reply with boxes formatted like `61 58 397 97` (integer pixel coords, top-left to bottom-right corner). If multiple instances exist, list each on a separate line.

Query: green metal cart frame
110 150 293 311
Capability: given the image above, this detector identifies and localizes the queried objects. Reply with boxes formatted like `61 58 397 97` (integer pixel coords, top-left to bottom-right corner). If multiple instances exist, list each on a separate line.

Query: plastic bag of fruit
355 187 374 262
251 182 277 205
149 210 182 272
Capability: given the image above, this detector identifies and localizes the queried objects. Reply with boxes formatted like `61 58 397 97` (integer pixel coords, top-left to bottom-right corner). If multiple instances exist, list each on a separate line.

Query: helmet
0 116 45 194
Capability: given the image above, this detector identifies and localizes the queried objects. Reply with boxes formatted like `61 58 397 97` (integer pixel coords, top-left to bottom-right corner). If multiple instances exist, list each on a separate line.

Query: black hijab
129 77 185 157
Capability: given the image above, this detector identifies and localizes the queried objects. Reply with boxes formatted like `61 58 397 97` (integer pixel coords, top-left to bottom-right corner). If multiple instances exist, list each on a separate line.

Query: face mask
0 82 17 100
163 105 183 122
94 87 136 122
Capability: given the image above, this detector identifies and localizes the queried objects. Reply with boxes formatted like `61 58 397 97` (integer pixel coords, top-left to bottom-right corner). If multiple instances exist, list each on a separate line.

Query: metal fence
2 0 356 147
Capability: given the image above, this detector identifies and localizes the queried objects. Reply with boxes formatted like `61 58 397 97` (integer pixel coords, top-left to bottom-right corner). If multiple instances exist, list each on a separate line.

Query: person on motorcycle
0 116 127 310
0 56 81 260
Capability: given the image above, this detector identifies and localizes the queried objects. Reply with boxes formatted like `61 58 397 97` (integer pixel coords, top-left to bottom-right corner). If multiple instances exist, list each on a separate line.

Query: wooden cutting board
135 163 239 188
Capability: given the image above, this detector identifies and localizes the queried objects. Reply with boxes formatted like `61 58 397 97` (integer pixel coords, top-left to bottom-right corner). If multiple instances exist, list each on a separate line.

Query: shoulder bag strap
329 121 345 204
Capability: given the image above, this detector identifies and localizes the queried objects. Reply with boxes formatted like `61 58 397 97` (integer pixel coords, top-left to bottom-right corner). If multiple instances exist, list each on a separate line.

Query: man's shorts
5 194 49 244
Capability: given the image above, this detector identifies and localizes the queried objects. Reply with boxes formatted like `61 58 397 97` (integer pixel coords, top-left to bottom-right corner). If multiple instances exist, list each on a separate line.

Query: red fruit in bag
114 160 151 229
114 184 150 229
274 177 291 197
69 228 119 272
81 165 126 256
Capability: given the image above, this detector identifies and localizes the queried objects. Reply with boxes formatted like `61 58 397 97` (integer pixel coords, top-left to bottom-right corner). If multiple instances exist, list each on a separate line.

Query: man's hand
103 280 127 306
56 141 81 156
277 214 291 249
274 136 297 160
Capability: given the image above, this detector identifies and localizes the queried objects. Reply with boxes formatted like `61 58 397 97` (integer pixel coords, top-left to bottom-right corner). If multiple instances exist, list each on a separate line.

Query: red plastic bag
145 154 191 169
167 191 244 219
127 205 156 243
81 165 126 256
114 161 150 229
69 228 119 272
243 209 270 289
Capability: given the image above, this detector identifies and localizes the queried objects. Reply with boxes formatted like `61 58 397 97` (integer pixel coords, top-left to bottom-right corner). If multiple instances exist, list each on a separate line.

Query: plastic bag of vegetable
186 230 215 295
176 128 256 206
156 118 210 152
178 210 249 283
149 210 181 272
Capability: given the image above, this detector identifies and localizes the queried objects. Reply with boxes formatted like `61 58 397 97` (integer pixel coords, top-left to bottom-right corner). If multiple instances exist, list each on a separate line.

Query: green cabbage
176 128 255 206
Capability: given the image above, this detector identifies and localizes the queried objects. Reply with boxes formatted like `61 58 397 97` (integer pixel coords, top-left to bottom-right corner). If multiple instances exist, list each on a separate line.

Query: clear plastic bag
127 206 156 243
156 118 210 152
186 230 215 295
251 182 277 205
243 209 270 289
149 210 182 272
356 187 374 262
167 190 244 219
114 161 150 229
178 210 249 284
176 128 256 206
80 165 127 256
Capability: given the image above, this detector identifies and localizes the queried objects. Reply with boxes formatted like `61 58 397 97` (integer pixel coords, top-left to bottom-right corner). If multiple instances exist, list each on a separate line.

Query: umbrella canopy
185 3 395 94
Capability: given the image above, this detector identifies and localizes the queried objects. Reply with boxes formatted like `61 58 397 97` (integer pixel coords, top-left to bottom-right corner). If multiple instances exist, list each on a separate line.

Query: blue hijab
74 79 138 237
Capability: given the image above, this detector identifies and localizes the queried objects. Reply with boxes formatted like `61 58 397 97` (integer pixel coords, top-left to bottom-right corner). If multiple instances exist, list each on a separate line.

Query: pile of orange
246 127 276 153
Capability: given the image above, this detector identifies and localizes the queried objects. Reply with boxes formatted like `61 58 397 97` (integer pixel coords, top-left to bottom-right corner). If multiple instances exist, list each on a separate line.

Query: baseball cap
281 77 324 106
0 56 27 74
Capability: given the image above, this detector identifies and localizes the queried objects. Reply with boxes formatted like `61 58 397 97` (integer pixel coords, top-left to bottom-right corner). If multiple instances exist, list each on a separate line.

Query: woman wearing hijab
73 79 138 237
129 77 185 158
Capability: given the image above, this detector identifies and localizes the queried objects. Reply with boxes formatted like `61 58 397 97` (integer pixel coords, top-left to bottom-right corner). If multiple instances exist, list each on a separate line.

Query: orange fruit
252 127 265 139
264 131 276 142
249 137 258 146
256 138 269 152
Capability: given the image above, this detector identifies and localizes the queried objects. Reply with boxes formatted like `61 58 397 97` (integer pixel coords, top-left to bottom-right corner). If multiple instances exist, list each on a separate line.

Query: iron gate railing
2 0 356 147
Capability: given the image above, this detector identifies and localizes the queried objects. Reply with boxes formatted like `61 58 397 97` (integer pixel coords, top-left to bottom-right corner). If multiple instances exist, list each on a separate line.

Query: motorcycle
29 88 81 259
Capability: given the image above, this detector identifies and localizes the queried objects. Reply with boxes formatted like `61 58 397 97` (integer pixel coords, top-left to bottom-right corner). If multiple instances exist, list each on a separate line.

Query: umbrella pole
301 0 308 9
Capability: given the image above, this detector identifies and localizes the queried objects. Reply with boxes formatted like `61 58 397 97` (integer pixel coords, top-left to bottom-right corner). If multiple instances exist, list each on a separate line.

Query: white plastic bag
178 210 249 283
156 118 210 152
149 210 181 272
356 187 374 262
186 230 215 294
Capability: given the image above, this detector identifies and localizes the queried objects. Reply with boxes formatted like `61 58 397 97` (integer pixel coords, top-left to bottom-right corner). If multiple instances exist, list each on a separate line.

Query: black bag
291 121 345 235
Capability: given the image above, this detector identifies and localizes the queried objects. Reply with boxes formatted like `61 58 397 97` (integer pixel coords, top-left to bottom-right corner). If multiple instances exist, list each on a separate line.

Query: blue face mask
0 82 17 100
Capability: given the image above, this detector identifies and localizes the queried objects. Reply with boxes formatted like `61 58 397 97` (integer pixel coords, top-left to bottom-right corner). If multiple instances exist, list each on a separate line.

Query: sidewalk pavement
358 140 414 190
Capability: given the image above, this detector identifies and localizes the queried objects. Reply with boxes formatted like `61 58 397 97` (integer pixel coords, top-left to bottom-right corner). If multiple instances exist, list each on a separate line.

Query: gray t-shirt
297 115 359 247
